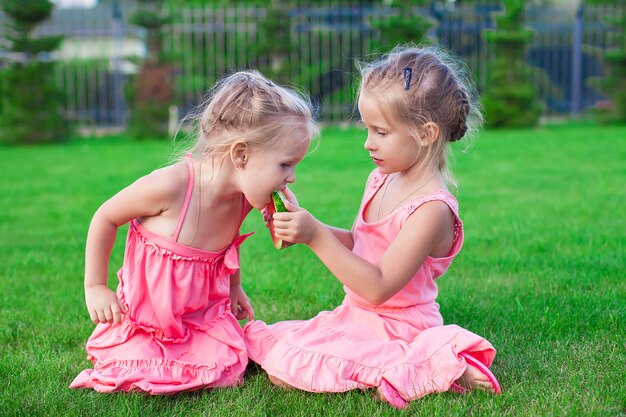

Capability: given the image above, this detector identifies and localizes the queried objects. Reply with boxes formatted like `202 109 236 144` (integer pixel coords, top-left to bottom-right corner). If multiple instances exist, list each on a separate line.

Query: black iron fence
0 1 620 128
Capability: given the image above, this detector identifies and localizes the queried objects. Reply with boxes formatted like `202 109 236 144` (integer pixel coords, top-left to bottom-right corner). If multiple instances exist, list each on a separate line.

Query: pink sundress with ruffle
244 169 497 404
71 155 252 394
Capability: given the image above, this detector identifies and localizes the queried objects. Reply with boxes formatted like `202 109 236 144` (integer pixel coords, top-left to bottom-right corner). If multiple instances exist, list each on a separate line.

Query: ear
230 142 248 168
420 122 440 146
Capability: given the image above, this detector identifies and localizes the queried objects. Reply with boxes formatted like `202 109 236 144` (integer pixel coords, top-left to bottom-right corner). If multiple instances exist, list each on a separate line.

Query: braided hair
358 45 482 187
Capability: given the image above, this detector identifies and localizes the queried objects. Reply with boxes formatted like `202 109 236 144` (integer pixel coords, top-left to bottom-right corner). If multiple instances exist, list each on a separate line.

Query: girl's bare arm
273 200 453 305
84 165 183 323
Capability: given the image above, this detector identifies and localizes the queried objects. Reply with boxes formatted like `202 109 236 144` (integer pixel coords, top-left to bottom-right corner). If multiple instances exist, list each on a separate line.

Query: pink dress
71 155 252 394
244 170 496 404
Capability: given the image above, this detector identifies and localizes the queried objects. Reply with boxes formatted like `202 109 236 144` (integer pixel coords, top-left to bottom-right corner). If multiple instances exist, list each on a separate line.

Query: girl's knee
268 374 293 389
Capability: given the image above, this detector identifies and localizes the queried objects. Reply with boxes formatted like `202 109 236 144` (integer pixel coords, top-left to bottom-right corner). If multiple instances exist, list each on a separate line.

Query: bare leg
268 374 294 389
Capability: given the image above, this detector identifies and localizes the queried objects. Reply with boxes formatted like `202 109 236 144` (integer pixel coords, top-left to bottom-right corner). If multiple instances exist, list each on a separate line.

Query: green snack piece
272 191 287 212
269 191 292 250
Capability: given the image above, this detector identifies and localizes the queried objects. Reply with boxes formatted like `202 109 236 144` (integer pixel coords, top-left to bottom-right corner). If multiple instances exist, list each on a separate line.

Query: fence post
111 0 126 127
571 2 583 117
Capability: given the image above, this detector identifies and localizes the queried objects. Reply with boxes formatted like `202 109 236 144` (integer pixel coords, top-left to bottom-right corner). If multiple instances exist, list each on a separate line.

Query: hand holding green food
270 197 323 247
265 189 299 249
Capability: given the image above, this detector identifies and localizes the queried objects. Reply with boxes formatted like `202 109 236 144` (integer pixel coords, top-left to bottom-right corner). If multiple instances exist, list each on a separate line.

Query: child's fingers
272 226 292 241
117 298 128 314
281 187 299 206
234 305 247 320
88 309 99 324
272 217 287 229
96 309 108 324
282 199 299 212
273 228 289 240
239 299 254 321
111 304 122 324
104 308 114 324
272 211 295 222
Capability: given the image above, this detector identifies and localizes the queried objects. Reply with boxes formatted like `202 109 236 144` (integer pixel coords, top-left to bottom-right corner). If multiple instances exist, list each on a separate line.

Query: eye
281 163 292 169
377 131 387 137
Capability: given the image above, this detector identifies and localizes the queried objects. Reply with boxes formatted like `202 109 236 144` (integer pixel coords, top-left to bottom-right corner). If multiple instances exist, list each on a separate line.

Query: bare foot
456 364 496 393
268 374 294 389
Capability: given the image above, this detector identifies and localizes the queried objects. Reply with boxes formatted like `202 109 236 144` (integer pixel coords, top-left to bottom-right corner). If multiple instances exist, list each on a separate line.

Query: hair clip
266 80 275 87
403 67 412 90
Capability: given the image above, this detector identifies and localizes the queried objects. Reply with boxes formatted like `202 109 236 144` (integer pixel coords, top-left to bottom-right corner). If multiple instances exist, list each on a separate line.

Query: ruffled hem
70 357 245 394
72 311 247 394
244 320 495 402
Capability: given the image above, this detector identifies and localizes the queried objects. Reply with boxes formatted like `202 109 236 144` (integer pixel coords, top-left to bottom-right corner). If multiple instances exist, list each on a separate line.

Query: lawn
0 122 624 416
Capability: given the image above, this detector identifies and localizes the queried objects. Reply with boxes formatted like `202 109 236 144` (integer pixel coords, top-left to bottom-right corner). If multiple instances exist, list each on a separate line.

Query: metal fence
0 0 621 129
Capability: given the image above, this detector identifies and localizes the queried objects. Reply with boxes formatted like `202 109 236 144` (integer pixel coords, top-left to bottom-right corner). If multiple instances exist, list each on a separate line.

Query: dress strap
402 190 464 258
173 153 195 242
358 169 388 215
366 169 387 191
401 191 460 223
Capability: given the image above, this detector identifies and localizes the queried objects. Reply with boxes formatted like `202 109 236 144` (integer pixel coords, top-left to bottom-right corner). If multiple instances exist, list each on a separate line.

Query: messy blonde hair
358 45 483 187
187 70 318 166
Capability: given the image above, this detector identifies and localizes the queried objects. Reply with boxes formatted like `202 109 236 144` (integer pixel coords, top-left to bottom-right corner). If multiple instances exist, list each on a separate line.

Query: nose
286 168 296 183
364 133 375 151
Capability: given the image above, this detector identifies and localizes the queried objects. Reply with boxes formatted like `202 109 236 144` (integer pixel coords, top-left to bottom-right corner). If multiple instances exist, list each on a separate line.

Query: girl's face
358 93 420 174
239 129 310 209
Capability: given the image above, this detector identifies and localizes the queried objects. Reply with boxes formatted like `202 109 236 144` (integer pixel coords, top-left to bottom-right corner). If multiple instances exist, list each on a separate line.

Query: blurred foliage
1 0 63 55
0 0 69 145
254 3 292 84
482 0 542 127
127 0 175 139
582 0 625 4
371 0 433 54
585 0 626 123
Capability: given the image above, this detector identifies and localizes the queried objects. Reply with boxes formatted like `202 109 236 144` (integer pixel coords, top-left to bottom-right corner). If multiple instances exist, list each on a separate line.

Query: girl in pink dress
70 70 318 394
244 46 501 408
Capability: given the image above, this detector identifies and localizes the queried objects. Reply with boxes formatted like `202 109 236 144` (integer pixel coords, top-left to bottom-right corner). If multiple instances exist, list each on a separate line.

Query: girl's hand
261 187 299 228
229 284 254 321
272 200 322 245
84 284 126 325
280 186 299 207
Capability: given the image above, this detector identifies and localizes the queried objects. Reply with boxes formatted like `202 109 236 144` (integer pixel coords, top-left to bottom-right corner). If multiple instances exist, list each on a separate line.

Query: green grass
1 122 625 416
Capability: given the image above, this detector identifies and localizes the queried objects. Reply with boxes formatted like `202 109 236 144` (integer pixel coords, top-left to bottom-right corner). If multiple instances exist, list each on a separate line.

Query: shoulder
118 161 189 215
365 168 386 190
95 161 190 225
404 198 454 230
400 192 460 256
405 190 458 219
136 161 188 199
402 192 458 239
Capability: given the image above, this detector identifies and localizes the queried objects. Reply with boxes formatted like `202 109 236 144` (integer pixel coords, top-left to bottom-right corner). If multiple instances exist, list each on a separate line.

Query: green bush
586 2 626 123
482 0 542 128
0 0 69 145
371 0 432 54
0 62 70 145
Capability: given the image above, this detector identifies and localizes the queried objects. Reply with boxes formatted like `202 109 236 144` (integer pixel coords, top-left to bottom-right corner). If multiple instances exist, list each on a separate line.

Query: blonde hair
187 70 318 166
358 45 483 187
